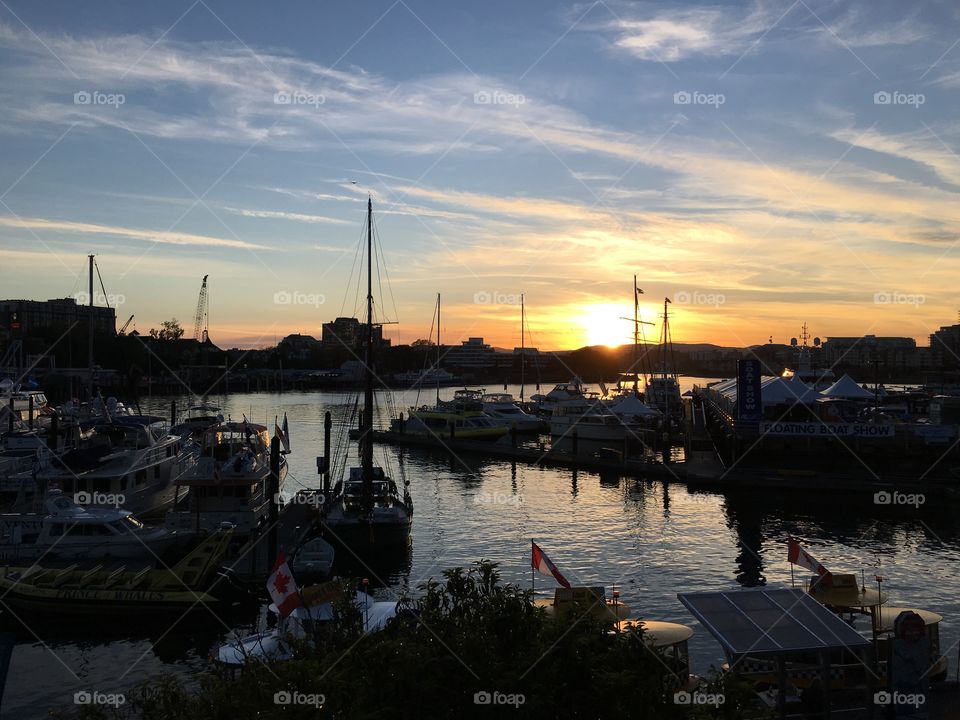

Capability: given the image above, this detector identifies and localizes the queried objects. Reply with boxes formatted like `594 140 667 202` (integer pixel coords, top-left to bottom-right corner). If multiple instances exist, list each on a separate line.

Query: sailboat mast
362 196 374 479
633 275 639 394
436 293 441 406
87 254 94 400
520 294 525 402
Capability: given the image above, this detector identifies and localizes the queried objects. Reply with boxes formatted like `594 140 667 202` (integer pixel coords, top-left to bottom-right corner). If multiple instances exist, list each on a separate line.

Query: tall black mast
436 293 441 406
362 196 374 483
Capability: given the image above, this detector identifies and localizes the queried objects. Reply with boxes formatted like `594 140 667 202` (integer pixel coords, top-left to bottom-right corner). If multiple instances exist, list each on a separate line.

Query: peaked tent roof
822 373 874 399
610 394 661 417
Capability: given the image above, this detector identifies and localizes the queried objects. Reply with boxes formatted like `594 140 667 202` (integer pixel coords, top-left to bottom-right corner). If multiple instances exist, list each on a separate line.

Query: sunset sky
1 1 959 350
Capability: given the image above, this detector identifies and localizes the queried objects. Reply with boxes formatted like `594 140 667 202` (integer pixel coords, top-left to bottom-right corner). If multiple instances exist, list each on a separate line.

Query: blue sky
1 0 959 349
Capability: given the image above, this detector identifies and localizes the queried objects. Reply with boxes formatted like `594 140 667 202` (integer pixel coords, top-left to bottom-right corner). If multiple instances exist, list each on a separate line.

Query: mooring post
27 395 33 429
49 413 59 452
511 424 517 449
323 411 332 495
6 398 12 433
268 436 281 565
170 400 177 428
572 430 578 458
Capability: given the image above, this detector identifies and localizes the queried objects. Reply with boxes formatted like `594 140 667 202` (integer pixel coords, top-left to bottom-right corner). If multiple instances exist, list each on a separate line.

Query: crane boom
118 314 134 335
193 275 209 342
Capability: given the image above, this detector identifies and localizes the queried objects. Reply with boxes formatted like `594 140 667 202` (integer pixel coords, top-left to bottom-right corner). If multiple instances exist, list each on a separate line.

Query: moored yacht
531 379 588 417
400 389 508 440
14 416 191 517
481 392 545 433
171 404 224 440
549 396 635 442
165 421 286 535
0 489 192 562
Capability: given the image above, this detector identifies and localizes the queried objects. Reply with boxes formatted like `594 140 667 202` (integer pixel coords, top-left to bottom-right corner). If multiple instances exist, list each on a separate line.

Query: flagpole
531 539 534 596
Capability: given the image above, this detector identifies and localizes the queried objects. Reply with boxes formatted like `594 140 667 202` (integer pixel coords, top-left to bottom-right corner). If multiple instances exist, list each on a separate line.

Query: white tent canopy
609 394 661 417
822 374 873 400
709 375 824 407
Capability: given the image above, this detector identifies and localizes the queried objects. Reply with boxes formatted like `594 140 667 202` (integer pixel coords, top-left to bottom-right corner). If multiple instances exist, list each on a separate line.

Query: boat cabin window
66 523 114 537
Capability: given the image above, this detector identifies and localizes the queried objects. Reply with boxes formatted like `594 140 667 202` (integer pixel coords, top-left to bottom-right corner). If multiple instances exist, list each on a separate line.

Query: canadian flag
787 537 833 586
531 541 571 588
267 552 302 617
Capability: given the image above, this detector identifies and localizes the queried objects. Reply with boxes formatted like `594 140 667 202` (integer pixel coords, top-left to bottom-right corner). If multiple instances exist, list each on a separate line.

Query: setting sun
580 304 637 348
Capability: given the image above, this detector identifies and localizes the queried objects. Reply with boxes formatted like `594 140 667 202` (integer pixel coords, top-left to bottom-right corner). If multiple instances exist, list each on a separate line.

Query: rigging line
94 260 110 309
371 210 401 344
338 215 366 318
414 298 439 408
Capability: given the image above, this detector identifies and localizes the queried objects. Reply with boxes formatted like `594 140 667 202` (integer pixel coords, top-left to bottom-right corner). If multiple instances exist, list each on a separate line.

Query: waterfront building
0 297 116 335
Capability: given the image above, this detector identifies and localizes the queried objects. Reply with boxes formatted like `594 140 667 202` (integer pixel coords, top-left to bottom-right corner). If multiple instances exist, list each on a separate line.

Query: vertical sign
737 359 762 424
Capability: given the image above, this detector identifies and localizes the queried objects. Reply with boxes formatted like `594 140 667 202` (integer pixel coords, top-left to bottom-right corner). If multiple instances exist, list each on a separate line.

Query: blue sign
737 359 763 424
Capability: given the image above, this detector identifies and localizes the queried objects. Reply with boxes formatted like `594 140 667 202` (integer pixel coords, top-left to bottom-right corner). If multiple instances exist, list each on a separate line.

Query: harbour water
4 380 960 717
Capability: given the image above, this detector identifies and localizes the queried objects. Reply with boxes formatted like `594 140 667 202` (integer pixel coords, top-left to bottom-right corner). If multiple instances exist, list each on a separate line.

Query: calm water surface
5 379 960 718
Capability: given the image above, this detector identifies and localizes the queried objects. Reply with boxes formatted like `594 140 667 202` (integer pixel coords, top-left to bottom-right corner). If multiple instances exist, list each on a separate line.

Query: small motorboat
291 536 336 584
215 586 399 667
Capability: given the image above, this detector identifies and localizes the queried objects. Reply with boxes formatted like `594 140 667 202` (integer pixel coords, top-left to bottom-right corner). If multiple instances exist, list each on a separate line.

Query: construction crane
118 314 135 336
193 275 209 342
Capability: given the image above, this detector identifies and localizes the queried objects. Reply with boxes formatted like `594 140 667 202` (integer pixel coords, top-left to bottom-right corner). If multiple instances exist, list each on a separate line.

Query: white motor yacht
481 393 545 433
0 489 192 562
165 421 286 535
14 416 191 517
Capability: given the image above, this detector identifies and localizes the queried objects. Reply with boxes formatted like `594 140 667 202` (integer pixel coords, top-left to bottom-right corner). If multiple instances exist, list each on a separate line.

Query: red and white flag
267 552 302 617
787 537 832 586
531 541 571 588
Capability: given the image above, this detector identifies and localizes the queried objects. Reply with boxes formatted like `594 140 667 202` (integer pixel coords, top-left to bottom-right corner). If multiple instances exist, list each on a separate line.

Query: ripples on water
5 383 960 716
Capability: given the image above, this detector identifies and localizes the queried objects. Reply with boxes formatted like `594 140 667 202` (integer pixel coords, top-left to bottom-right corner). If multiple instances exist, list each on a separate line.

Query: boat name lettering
55 588 167 602
759 421 895 438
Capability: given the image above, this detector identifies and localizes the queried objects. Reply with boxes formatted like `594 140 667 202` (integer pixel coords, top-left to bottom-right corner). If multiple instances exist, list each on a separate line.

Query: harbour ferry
398 389 508 440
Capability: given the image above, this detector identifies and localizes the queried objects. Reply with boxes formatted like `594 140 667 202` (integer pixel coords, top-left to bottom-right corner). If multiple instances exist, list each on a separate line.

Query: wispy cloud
222 207 351 225
0 215 270 250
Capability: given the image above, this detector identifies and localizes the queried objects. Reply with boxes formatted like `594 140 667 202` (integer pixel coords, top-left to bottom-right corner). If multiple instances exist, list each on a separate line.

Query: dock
220 501 318 584
367 398 960 499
